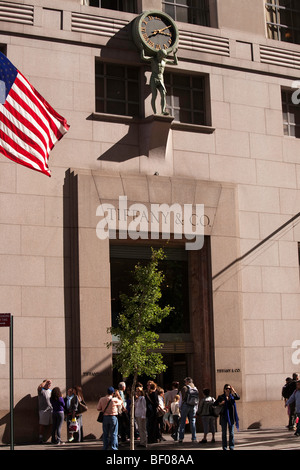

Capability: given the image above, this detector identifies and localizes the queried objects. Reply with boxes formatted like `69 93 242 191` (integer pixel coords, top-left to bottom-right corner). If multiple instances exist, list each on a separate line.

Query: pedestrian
165 381 179 434
64 388 76 442
145 381 159 443
198 388 216 444
70 385 86 442
125 385 139 439
157 387 166 441
282 377 292 402
282 377 293 429
118 381 129 443
50 387 65 445
97 386 123 450
37 379 53 443
286 380 300 436
162 385 172 433
135 387 147 447
214 384 240 450
170 394 180 441
285 373 299 430
178 377 199 443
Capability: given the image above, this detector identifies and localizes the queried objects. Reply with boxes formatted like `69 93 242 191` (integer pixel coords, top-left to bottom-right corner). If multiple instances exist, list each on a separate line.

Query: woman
70 385 86 442
64 387 75 442
145 381 159 443
50 387 65 445
214 384 240 450
135 387 147 447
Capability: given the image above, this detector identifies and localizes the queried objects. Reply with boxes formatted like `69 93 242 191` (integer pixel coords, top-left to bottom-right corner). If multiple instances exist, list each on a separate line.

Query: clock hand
151 25 172 35
158 25 172 33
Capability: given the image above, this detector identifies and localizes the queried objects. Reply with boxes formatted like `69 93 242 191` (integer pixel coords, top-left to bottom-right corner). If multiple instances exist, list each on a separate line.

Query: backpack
282 384 291 399
185 385 199 407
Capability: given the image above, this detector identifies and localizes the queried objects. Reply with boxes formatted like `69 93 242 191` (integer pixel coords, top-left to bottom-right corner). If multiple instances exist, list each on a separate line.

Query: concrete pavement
1 426 300 451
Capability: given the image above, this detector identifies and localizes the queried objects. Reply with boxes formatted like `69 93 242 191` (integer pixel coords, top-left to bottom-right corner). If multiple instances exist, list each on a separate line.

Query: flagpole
10 315 14 451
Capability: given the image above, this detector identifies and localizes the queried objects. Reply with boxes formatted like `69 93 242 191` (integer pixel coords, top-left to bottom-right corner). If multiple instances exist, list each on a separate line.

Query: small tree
107 248 173 450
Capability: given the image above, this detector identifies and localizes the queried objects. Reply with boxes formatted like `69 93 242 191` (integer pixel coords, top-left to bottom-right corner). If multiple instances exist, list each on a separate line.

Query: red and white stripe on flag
0 70 69 177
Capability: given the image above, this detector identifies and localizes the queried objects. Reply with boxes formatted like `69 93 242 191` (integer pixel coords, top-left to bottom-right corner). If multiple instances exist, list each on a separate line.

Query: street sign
0 312 13 449
0 313 11 327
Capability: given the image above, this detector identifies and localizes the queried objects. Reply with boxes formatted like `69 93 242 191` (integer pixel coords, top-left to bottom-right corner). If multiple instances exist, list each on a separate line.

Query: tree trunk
130 373 137 451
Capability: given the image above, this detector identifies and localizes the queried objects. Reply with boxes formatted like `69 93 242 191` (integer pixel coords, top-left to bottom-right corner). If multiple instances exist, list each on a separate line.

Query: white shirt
135 396 146 419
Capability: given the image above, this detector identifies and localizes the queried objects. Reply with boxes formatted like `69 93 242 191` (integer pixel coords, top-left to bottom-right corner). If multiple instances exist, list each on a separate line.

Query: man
286 373 299 430
164 381 179 409
178 377 199 443
118 381 129 443
286 380 300 436
37 379 53 443
97 386 123 450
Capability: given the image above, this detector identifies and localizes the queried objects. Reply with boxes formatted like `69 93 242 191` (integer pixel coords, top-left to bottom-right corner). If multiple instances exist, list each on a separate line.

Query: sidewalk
1 426 300 451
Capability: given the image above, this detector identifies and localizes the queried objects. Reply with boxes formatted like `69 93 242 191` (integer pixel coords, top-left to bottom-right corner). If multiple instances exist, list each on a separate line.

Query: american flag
0 52 69 177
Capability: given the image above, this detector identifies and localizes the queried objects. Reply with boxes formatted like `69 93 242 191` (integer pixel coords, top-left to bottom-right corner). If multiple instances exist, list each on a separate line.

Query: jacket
287 390 300 414
215 392 240 428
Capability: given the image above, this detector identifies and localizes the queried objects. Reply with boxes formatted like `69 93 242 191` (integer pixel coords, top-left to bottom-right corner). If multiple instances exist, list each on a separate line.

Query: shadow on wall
0 362 114 445
0 394 42 444
63 171 114 400
94 120 141 162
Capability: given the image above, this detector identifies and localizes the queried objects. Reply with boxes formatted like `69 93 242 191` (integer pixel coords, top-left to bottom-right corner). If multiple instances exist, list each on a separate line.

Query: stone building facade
0 0 299 442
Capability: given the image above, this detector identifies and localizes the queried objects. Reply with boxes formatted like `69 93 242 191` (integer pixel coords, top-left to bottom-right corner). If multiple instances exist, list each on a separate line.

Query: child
157 387 166 441
198 388 216 443
170 395 180 441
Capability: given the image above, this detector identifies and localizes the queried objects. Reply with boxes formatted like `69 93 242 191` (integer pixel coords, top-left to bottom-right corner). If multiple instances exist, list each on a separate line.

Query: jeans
220 417 234 450
178 403 197 441
51 411 64 443
102 415 119 450
171 415 179 441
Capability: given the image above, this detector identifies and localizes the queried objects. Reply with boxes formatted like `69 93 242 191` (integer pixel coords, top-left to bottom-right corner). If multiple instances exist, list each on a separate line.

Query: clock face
136 11 178 54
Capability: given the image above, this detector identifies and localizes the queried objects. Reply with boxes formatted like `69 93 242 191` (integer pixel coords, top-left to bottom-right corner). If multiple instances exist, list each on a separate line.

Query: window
88 0 137 13
282 89 300 137
162 0 210 26
165 73 207 125
110 245 190 335
95 61 140 117
266 1 300 44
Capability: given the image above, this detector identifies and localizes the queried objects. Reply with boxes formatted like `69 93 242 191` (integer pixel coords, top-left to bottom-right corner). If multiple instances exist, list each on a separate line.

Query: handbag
209 403 223 417
78 400 88 413
69 418 79 432
156 405 166 417
97 398 112 423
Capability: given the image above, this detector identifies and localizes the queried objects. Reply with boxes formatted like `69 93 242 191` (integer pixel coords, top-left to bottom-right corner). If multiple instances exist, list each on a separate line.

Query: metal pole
10 315 14 451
